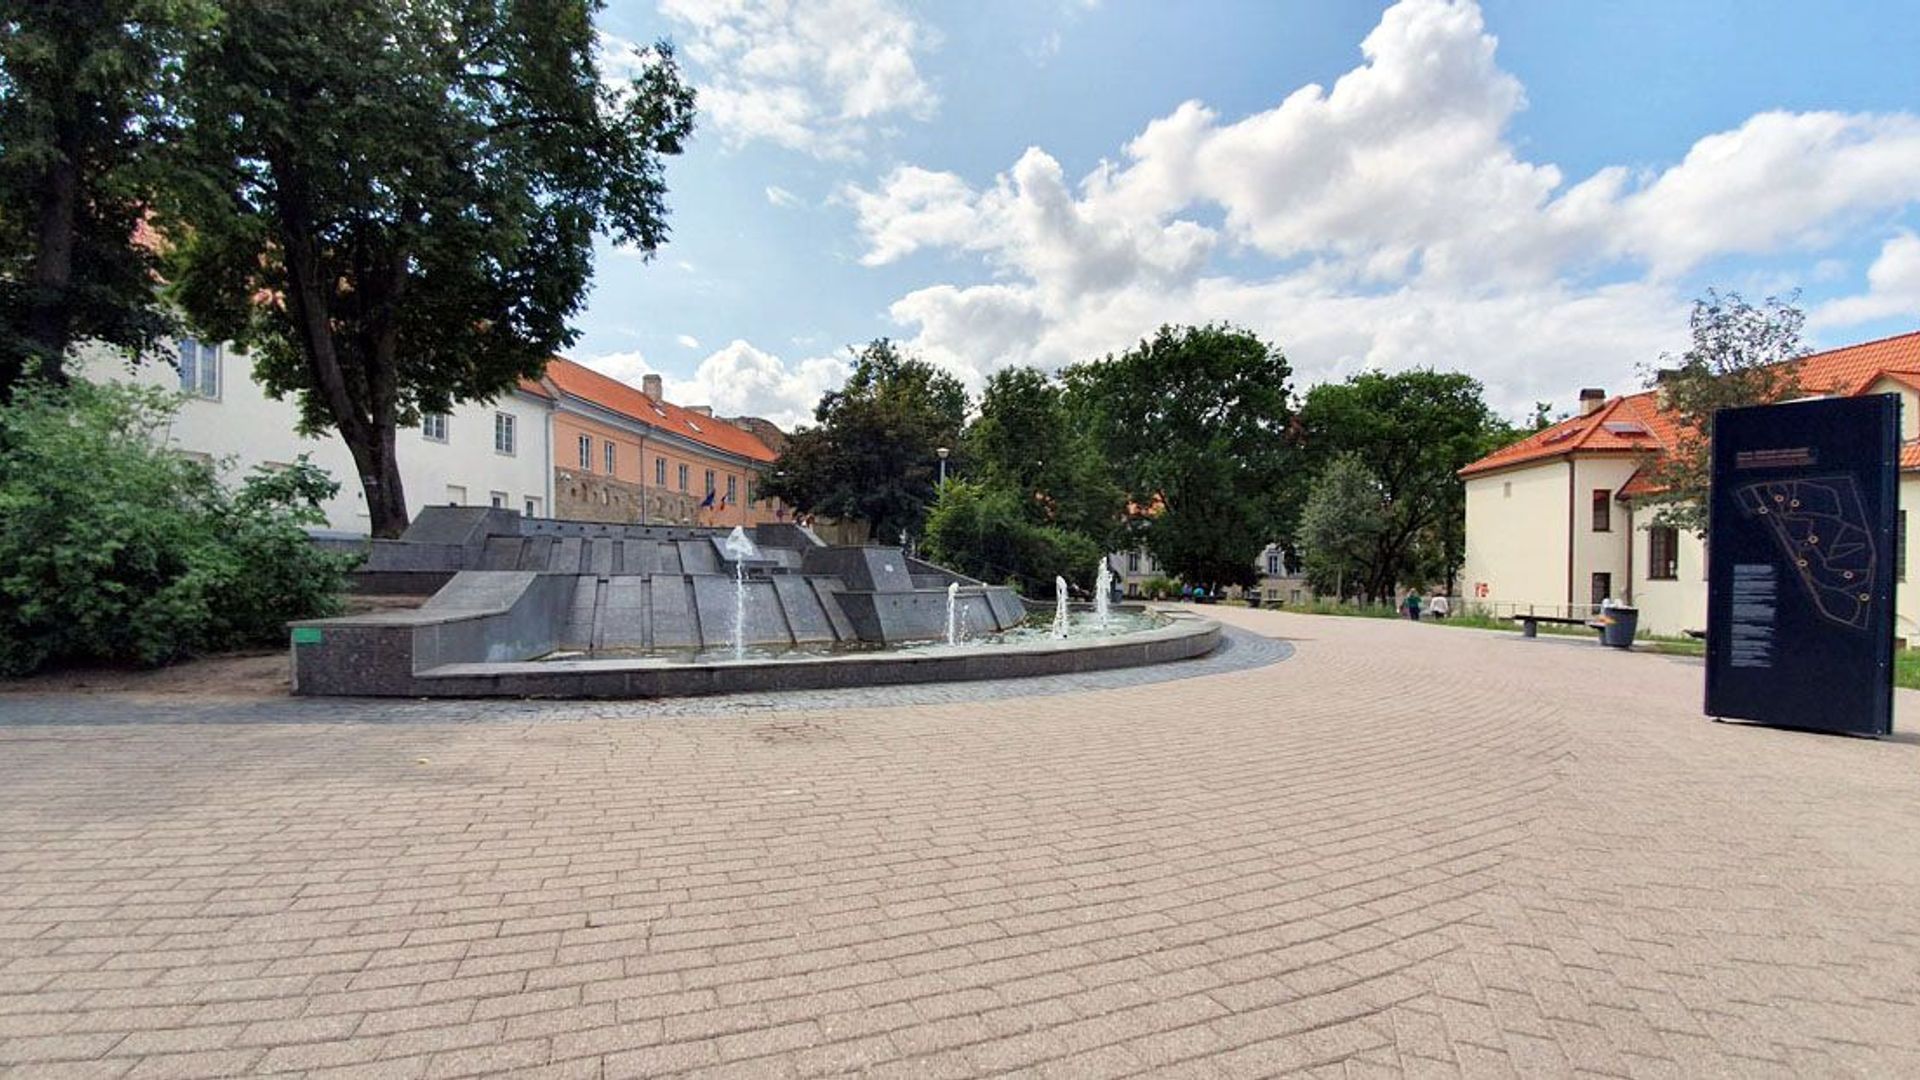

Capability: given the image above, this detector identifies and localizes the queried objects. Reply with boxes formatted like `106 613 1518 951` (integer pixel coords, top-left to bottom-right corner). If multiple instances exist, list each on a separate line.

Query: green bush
1140 575 1178 600
0 380 355 675
923 480 1104 597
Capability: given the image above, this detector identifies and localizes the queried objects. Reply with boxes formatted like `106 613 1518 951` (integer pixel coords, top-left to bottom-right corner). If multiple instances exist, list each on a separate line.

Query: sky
577 0 1920 429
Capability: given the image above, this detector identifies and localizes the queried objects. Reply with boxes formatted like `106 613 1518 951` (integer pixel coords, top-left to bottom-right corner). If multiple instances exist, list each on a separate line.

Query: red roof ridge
542 356 777 463
1462 328 1918 478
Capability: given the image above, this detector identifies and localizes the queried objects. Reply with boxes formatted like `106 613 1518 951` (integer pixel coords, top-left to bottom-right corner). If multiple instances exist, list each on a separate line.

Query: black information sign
1705 394 1899 735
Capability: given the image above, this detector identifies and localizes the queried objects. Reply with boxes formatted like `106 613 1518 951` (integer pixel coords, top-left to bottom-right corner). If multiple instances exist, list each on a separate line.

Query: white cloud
676 334 702 349
841 0 1920 415
764 185 802 208
1812 233 1920 329
581 341 848 429
659 0 938 158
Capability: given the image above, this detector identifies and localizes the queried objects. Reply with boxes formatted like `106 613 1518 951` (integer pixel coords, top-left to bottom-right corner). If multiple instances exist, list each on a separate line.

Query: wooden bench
1510 613 1600 639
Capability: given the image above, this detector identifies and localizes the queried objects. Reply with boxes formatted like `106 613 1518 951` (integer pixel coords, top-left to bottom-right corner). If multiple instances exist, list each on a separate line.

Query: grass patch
1898 651 1920 690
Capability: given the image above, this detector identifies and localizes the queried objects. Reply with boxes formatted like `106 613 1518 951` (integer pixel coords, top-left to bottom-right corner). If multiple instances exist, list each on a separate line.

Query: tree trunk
23 127 81 386
346 428 410 539
269 156 413 538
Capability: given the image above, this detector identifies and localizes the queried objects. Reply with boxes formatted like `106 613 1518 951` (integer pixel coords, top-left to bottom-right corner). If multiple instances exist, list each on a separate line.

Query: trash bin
1598 605 1638 649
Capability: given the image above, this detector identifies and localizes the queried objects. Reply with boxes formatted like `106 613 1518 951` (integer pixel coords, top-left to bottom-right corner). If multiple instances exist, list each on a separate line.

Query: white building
78 338 555 534
1459 330 1919 640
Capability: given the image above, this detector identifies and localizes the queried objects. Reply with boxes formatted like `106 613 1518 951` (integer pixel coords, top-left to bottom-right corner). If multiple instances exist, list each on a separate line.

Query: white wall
1570 457 1640 608
1461 462 1573 614
77 341 552 534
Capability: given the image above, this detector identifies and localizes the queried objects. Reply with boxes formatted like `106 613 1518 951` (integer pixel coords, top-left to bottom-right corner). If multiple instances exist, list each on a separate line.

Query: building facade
1460 331 1920 640
541 360 784 529
79 339 556 532
79 343 787 535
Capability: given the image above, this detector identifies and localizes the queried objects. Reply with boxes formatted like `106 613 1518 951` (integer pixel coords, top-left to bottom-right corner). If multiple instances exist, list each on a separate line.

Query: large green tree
0 0 201 397
1294 369 1508 600
162 0 694 535
1296 453 1387 602
966 365 1124 551
1065 323 1294 588
1637 290 1805 536
763 339 968 542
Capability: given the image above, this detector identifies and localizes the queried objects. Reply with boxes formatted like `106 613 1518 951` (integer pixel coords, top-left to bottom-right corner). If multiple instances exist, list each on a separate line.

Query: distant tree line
762 325 1520 603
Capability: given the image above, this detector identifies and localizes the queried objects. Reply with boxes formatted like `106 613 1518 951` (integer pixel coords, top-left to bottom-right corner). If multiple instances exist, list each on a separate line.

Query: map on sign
1735 475 1877 630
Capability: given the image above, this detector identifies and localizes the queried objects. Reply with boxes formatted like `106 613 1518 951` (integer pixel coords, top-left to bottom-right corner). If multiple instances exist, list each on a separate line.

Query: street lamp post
936 446 950 485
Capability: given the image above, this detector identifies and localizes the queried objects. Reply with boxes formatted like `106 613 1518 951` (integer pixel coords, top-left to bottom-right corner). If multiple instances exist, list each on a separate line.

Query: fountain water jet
1052 576 1070 639
1094 558 1113 632
722 526 759 660
946 582 960 645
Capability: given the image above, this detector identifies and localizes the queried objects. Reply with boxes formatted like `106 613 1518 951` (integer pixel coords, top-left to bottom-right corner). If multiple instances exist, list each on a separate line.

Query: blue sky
579 0 1920 428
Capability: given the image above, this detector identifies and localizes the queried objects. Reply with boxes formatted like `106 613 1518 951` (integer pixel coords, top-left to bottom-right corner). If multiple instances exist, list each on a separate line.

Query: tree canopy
1065 324 1294 588
966 365 1124 551
1637 290 1806 536
161 0 695 535
762 339 968 543
1292 369 1509 600
0 0 202 397
1296 453 1387 601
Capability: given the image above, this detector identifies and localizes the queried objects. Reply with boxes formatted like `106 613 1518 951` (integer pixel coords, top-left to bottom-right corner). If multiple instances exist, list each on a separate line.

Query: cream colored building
79 338 557 533
1460 331 1920 640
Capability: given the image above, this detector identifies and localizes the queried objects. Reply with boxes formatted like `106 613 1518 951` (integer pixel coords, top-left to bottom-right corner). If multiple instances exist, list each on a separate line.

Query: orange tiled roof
1461 329 1920 479
1460 390 1681 477
541 357 777 463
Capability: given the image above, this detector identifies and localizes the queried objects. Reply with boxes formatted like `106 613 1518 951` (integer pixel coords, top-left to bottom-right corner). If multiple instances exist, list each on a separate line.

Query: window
1127 552 1140 573
677 463 689 491
524 496 542 518
655 457 667 486
726 475 737 504
1591 572 1612 608
494 413 516 455
445 484 466 505
577 434 592 470
177 337 220 398
1266 553 1281 576
1592 489 1612 532
704 469 715 496
489 491 508 509
421 413 449 442
605 441 616 476
1502 481 1512 498
1647 526 1679 580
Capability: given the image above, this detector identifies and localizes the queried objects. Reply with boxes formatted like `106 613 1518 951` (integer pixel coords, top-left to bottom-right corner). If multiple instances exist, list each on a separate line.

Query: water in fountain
722 526 759 660
1052 576 1070 639
946 581 960 646
1094 558 1113 631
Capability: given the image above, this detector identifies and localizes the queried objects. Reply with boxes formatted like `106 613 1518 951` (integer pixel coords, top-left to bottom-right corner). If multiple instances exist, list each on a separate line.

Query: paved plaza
3 607 1919 1078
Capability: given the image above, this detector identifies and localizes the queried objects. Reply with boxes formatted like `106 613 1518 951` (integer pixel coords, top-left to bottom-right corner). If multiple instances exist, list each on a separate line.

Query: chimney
688 405 712 417
1578 388 1605 416
642 374 663 402
1653 368 1677 409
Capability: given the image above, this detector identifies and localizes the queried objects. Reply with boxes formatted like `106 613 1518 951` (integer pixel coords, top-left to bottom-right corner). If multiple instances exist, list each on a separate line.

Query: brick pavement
2 607 1919 1078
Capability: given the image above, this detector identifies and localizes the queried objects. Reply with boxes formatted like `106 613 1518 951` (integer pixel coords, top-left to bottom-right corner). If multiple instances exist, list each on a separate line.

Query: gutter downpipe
1566 457 1576 613
1624 499 1634 606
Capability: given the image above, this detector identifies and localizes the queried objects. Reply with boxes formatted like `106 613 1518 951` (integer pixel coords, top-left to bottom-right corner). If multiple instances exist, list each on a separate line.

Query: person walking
1403 591 1422 621
1429 593 1450 620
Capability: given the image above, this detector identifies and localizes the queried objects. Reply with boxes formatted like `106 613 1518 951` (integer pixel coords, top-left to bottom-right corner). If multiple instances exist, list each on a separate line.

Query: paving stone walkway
2 607 1919 1078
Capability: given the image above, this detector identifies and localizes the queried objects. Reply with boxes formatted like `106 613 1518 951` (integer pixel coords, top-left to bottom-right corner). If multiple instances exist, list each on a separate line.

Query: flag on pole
700 489 715 509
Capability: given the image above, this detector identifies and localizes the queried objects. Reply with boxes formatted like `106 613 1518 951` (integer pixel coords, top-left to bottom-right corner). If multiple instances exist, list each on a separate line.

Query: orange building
539 358 786 528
